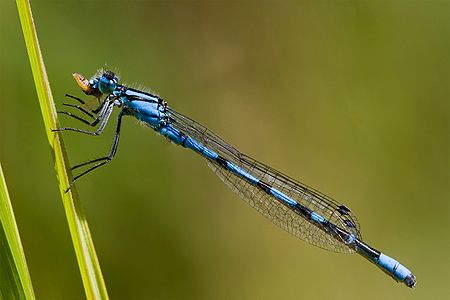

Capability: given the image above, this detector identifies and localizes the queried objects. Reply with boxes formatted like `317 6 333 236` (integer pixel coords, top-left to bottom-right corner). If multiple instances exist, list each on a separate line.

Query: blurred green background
1 0 449 299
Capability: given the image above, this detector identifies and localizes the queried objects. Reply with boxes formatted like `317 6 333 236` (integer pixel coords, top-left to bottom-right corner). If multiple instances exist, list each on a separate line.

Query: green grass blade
16 0 109 299
0 163 35 300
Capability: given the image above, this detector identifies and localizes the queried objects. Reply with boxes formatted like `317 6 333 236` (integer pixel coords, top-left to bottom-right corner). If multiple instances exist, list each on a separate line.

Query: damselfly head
98 70 119 94
73 70 119 97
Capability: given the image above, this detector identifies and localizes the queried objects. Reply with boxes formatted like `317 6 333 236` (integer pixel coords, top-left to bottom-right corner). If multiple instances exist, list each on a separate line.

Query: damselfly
54 70 416 288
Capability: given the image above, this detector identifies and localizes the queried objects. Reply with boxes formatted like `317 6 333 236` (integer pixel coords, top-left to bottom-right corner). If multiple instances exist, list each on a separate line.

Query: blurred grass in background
1 1 449 299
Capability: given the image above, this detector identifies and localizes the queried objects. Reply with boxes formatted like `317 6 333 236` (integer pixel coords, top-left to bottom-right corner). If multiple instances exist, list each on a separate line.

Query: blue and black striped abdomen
207 158 360 253
165 108 362 253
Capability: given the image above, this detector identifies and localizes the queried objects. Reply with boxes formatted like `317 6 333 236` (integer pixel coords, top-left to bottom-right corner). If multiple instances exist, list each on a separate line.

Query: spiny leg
57 110 92 125
57 95 94 125
87 96 117 127
53 100 114 136
66 111 125 192
71 110 124 171
61 103 95 119
65 94 86 104
57 94 106 126
65 94 103 114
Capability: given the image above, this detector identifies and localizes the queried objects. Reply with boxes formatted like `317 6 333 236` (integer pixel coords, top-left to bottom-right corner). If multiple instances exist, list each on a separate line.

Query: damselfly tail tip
405 273 417 289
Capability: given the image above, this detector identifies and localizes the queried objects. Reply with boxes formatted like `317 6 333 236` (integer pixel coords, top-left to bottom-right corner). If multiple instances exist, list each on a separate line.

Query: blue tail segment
157 122 416 288
56 70 416 288
377 253 416 287
353 239 416 288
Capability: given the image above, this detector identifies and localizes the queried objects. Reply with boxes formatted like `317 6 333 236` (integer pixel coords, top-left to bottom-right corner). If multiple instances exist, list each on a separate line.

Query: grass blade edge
16 0 109 299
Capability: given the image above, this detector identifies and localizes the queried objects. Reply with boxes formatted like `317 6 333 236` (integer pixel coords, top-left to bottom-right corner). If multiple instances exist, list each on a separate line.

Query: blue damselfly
54 70 416 288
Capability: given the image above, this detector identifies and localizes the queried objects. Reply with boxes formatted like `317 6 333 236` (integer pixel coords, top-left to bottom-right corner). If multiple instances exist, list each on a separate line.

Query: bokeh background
1 1 449 299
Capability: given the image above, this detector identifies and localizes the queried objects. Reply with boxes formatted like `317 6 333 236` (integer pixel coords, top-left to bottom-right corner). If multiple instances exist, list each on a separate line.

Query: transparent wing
82 96 104 112
167 107 361 253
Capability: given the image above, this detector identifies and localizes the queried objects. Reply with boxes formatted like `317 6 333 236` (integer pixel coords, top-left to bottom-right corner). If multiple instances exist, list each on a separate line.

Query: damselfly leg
53 95 124 191
53 96 115 136
63 111 125 192
65 94 104 114
57 94 105 126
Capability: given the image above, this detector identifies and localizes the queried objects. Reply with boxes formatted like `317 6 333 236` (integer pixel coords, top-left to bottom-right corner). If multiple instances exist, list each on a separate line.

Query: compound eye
98 71 118 94
103 70 118 83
